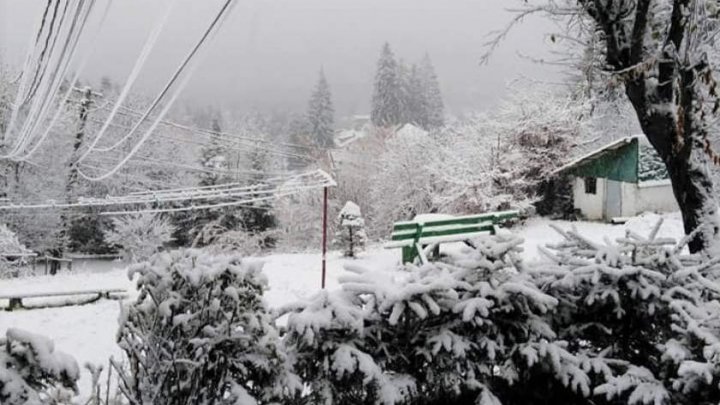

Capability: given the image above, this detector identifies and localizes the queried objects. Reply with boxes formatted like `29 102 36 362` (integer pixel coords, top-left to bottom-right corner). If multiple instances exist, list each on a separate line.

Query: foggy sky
0 0 564 116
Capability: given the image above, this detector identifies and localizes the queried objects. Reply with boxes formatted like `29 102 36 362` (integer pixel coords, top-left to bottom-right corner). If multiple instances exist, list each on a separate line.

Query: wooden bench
0 288 128 311
384 210 519 264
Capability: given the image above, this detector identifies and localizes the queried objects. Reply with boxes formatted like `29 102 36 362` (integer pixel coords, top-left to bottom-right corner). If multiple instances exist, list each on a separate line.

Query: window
584 177 597 195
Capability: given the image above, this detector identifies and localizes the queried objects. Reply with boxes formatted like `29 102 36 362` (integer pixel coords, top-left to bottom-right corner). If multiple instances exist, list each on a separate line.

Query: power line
0 170 335 214
77 0 239 181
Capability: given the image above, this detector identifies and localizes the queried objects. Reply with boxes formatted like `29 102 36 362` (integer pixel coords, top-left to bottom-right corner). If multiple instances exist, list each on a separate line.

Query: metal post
321 186 328 289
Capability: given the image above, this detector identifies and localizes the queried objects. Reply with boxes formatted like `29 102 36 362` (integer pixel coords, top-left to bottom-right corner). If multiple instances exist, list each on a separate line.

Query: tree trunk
626 77 720 254
665 138 720 254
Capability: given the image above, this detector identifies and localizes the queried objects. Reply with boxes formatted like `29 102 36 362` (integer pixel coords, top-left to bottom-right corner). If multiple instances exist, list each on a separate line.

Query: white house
556 136 678 221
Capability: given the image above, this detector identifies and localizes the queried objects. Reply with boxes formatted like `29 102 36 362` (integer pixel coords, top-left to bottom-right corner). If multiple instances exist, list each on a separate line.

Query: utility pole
50 86 101 275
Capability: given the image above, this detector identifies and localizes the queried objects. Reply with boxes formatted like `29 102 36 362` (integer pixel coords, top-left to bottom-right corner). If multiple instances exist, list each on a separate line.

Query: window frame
584 177 597 195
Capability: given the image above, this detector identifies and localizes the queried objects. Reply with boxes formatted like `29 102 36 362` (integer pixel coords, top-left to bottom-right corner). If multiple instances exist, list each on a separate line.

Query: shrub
115 249 300 404
0 328 79 404
281 233 589 404
103 214 174 262
333 201 368 258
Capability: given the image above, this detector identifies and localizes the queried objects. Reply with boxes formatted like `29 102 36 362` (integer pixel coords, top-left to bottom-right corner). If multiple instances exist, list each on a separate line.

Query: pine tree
419 54 444 129
333 201 367 258
306 69 335 148
198 118 227 187
397 59 413 125
371 43 402 128
406 64 428 128
239 146 277 243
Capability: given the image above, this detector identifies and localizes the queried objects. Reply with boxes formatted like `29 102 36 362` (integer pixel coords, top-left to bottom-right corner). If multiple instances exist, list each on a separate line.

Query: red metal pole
321 186 328 289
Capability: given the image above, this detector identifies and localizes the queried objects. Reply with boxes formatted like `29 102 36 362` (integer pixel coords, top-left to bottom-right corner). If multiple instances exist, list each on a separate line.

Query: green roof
556 136 669 183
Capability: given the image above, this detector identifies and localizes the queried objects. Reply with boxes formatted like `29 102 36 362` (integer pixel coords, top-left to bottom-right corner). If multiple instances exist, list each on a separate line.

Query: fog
0 0 563 116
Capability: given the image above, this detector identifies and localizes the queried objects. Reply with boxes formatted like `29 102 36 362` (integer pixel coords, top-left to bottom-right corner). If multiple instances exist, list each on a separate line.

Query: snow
0 212 687 397
638 179 672 188
412 213 456 223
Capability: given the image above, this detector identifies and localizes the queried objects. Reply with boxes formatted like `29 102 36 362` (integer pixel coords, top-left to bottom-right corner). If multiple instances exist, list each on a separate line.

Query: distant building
556 136 678 221
330 123 424 183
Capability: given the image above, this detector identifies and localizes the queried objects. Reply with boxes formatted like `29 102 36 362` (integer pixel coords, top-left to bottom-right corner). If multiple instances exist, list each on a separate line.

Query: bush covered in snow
333 201 368 258
281 220 720 404
281 233 591 404
0 224 34 278
103 214 174 262
0 328 79 404
530 220 720 404
115 249 300 404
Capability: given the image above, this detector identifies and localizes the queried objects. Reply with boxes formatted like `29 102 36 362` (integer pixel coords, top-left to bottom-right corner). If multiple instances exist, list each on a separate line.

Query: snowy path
0 212 686 395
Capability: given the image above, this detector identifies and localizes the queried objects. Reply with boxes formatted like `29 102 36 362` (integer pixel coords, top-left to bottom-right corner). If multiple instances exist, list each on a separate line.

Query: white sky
0 0 565 116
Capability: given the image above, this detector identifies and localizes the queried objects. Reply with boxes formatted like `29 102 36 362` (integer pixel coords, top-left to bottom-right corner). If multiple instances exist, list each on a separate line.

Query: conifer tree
371 43 402 128
306 69 335 148
333 201 367 258
397 59 413 125
199 118 227 187
419 54 444 129
406 64 429 128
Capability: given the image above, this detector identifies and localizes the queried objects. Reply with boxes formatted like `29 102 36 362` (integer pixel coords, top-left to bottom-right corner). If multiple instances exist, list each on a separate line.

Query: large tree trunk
626 77 720 254
666 142 720 253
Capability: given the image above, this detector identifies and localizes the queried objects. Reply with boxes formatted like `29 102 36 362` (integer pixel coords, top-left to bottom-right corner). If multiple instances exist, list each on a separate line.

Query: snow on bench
0 288 128 311
385 210 519 264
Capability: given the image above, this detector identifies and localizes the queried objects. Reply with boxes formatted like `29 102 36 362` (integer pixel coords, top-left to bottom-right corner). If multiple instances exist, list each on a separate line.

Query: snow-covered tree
274 190 335 252
530 219 720 404
116 250 300 404
0 328 80 405
104 214 174 262
199 118 228 187
419 54 444 129
370 124 438 234
499 0 720 253
281 232 590 404
306 69 335 148
371 43 402 128
0 224 33 278
333 201 367 258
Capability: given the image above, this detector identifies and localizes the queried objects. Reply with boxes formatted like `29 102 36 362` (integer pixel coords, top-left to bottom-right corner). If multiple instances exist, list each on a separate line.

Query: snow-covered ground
0 212 686 395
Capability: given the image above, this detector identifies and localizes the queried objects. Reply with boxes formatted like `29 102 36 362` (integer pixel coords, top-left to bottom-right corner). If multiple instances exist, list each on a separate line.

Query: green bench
384 210 519 264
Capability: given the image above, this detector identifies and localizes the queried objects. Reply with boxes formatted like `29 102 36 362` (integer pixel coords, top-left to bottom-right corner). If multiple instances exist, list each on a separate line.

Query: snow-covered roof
554 135 641 175
334 129 367 148
396 123 428 138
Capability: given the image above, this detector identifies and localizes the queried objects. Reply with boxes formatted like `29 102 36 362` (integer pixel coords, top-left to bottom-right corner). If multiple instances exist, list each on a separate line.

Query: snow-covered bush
280 290 391 404
333 201 368 258
115 249 300 404
203 228 280 256
370 125 439 234
104 214 174 262
531 220 720 404
0 224 33 278
281 233 590 404
0 328 79 404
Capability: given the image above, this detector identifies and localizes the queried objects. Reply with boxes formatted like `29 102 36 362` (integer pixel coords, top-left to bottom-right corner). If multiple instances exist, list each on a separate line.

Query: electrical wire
16 0 113 162
2 0 98 160
73 0 175 163
0 170 333 213
13 0 96 158
77 0 238 181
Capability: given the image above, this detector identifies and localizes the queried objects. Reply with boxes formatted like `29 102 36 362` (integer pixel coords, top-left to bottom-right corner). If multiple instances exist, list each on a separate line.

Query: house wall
623 180 679 215
573 177 605 220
